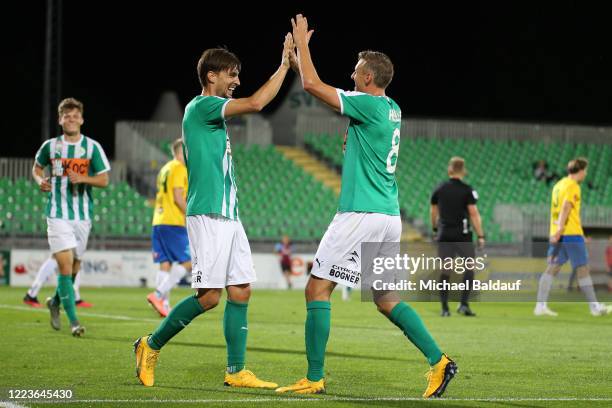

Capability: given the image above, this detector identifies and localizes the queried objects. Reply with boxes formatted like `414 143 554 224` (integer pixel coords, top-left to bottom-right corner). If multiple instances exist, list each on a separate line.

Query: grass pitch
1 286 611 407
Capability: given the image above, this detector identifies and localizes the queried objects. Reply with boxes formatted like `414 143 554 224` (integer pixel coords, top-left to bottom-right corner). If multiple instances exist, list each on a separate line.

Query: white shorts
311 212 401 289
46 218 91 259
187 214 256 288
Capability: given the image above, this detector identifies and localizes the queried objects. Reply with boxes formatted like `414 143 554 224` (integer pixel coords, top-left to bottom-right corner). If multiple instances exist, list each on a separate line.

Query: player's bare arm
224 34 293 118
430 204 438 232
288 31 313 74
67 170 109 188
173 187 186 214
32 163 51 192
291 14 340 111
551 199 572 243
468 204 485 247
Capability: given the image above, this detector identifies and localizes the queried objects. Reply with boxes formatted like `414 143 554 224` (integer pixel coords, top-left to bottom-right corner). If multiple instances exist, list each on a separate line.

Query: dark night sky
4 2 612 159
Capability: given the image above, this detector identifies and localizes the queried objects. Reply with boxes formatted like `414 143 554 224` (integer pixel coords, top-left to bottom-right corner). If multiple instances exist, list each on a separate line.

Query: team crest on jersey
75 145 86 158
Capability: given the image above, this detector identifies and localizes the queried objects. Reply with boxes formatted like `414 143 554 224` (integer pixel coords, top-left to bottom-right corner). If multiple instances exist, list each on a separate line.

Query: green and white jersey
336 89 401 215
182 95 239 220
35 135 111 220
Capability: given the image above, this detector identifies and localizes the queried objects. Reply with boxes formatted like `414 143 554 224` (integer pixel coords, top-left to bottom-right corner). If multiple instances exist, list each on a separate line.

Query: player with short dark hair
134 35 295 388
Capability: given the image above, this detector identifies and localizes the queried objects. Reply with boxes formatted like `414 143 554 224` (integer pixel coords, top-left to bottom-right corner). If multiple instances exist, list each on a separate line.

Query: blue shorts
152 225 191 264
547 235 589 269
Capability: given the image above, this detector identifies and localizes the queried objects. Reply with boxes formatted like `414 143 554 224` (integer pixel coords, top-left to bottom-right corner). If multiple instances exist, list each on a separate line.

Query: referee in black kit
430 157 485 317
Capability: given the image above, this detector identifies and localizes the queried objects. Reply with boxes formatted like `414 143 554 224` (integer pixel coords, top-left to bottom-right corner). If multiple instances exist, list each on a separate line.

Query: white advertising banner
9 249 315 289
10 249 157 288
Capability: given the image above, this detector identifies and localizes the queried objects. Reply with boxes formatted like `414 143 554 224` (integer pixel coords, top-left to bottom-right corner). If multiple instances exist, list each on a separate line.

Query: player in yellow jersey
535 158 612 316
147 139 192 317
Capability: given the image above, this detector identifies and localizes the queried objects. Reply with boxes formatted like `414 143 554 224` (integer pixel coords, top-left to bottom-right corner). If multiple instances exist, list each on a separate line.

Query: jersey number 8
386 128 401 174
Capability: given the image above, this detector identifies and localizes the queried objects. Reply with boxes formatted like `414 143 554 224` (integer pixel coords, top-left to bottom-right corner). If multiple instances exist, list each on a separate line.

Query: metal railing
296 114 612 144
495 203 612 241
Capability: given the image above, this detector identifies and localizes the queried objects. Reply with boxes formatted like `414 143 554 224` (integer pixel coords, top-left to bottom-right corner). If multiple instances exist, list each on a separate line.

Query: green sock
388 302 443 366
224 300 248 373
148 295 204 350
57 274 78 325
305 301 331 381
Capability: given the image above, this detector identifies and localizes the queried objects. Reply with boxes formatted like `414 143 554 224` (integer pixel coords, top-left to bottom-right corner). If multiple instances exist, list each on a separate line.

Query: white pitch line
17 397 612 404
0 402 30 408
0 304 160 323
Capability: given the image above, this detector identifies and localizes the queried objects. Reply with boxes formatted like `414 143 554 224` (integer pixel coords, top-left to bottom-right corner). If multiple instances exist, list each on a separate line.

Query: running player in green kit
34 97 111 337
134 34 295 388
276 15 457 399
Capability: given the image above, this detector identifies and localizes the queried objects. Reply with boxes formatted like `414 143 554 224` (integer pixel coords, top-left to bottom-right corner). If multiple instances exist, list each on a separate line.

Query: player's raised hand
291 14 314 49
288 30 314 73
38 176 52 192
282 32 294 69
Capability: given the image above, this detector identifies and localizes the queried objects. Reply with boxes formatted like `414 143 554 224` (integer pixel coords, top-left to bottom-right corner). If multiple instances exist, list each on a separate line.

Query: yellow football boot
133 336 160 387
423 354 457 398
275 378 326 394
224 369 278 389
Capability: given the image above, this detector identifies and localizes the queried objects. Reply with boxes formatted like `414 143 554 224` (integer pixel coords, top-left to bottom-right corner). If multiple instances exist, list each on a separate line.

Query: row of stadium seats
305 134 612 243
221 144 337 240
0 179 153 237
0 144 338 241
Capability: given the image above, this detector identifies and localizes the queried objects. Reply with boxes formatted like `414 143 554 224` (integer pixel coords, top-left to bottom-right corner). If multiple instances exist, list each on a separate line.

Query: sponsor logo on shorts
346 251 359 265
328 264 360 284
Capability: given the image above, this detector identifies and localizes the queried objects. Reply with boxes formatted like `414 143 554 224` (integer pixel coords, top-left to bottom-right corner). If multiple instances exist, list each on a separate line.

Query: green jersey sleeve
195 96 230 124
35 140 51 167
90 141 111 175
337 89 378 123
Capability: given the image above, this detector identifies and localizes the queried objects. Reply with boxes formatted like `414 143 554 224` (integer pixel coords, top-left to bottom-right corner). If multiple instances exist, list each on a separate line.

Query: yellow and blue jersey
152 159 187 227
549 177 583 236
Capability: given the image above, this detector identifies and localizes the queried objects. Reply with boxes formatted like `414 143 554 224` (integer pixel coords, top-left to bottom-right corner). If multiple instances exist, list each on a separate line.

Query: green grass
1 286 612 408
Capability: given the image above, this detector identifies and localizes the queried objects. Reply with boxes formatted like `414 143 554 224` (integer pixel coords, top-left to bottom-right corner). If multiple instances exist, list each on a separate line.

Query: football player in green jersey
134 34 295 389
33 97 111 337
276 15 456 398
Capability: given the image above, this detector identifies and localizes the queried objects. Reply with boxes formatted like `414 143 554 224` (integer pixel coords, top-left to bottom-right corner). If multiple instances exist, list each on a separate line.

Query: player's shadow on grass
91 335 416 363
170 340 415 362
345 399 541 408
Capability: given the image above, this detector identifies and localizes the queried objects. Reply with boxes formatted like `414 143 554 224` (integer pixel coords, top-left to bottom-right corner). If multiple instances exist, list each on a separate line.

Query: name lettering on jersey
388 109 401 122
51 158 90 177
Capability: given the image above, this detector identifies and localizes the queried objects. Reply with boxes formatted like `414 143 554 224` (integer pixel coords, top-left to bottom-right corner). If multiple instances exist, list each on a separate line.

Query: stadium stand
305 134 612 243
2 137 609 243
